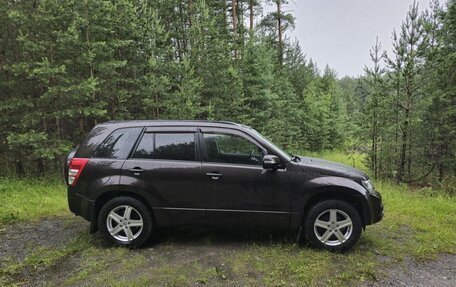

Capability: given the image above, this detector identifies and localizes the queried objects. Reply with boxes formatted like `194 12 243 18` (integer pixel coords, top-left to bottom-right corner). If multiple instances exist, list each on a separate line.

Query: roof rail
101 119 241 126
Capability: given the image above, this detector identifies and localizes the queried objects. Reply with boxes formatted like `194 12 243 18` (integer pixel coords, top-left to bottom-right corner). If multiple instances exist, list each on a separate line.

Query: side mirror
263 155 280 170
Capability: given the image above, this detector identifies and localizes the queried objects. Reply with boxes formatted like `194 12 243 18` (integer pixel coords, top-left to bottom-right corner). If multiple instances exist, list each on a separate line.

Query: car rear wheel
98 196 153 247
304 200 362 252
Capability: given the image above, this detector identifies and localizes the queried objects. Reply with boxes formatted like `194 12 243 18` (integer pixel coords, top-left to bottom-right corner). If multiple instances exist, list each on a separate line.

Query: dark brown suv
66 120 383 252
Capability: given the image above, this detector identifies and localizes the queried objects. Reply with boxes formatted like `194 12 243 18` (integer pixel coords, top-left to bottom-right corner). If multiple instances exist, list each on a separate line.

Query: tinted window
133 133 196 161
133 133 154 159
92 128 142 159
75 125 110 158
204 133 264 165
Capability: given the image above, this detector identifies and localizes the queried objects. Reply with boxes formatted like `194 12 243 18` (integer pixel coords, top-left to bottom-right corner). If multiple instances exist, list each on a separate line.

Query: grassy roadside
0 178 67 225
0 152 455 286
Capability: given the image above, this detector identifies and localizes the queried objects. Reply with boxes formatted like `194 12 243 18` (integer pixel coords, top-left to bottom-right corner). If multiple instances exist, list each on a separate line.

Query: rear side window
133 133 196 161
92 128 142 159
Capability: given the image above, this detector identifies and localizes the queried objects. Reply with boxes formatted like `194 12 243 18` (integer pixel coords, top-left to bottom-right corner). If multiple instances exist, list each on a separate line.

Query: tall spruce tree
364 38 387 179
385 1 426 182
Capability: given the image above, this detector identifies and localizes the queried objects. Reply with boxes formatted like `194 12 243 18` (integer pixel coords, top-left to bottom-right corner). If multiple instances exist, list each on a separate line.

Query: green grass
62 245 147 286
376 181 456 258
0 178 67 225
0 152 455 286
0 234 93 286
219 177 456 286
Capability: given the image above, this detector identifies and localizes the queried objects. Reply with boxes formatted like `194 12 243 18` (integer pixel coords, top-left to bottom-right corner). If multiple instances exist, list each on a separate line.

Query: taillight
68 158 89 186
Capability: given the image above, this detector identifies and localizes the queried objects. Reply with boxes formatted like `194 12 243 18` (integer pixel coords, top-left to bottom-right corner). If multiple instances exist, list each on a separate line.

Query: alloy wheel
106 205 144 242
313 208 353 246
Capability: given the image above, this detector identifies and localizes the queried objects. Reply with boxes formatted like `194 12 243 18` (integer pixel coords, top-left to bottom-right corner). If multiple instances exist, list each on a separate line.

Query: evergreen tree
1 0 453 187
385 1 426 182
364 38 387 179
240 38 275 128
420 0 456 182
260 0 295 65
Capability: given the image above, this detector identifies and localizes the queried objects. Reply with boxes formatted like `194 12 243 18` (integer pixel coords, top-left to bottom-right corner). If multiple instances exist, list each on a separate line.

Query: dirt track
0 216 455 286
362 254 455 287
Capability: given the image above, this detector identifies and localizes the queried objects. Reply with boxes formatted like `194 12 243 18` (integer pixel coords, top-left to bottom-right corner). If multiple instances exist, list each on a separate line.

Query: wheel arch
300 186 370 230
90 190 156 233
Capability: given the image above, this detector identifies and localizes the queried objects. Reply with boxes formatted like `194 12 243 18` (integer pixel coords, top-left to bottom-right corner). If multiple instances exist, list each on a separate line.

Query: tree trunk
407 128 412 177
373 116 378 179
188 0 192 27
224 0 228 32
371 115 375 178
175 6 183 62
438 142 445 181
15 155 24 177
239 0 244 58
398 109 409 182
79 116 85 140
232 0 238 59
84 0 94 79
389 70 400 179
36 158 44 176
438 161 443 182
249 0 254 32
155 93 160 119
277 1 283 65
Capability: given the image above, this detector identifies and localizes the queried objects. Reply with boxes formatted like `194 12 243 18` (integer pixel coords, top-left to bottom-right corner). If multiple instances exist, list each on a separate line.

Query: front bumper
367 191 383 225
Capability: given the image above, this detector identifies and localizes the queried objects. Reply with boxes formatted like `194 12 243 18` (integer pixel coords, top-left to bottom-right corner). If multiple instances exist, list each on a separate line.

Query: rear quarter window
74 125 110 158
92 127 142 159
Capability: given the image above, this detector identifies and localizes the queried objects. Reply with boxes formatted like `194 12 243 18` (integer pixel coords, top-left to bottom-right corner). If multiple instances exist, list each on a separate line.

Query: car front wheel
98 196 153 247
304 200 362 252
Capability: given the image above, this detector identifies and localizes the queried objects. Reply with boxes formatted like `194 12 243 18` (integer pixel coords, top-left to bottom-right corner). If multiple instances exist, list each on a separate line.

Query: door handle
128 167 145 174
206 172 223 180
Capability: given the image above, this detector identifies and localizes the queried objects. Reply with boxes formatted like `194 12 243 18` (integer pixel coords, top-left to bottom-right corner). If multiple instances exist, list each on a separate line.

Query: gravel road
363 254 455 287
0 216 455 286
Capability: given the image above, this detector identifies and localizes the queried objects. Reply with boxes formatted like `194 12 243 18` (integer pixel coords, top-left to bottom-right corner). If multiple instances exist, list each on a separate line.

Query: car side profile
66 120 383 252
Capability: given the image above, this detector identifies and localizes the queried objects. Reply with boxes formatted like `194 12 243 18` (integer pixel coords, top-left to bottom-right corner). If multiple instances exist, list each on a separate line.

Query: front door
200 127 290 230
121 127 204 227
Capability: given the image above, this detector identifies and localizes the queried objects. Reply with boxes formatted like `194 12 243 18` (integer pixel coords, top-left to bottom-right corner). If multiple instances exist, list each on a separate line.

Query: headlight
362 180 374 193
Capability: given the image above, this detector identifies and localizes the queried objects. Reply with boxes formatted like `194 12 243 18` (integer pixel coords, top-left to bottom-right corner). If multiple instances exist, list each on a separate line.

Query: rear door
120 126 205 227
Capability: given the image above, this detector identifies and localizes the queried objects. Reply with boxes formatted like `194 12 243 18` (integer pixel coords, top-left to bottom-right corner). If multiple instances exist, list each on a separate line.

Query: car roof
100 120 249 129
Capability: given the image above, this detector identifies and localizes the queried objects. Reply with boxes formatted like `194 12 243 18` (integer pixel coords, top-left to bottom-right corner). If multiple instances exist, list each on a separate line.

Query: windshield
249 128 292 161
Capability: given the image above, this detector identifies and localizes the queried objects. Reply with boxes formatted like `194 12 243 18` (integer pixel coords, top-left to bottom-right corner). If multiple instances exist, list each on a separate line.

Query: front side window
133 133 196 161
204 133 265 165
92 127 142 159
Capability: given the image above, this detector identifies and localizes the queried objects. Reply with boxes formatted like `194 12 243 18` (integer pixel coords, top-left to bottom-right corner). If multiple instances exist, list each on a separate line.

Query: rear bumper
366 191 383 225
68 188 94 222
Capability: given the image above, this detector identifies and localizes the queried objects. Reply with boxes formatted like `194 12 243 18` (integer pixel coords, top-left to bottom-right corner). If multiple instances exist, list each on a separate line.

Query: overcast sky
264 0 441 78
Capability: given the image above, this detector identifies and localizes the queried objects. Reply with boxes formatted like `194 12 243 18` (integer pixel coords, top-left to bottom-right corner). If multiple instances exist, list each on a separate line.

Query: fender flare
295 176 370 230
89 184 156 233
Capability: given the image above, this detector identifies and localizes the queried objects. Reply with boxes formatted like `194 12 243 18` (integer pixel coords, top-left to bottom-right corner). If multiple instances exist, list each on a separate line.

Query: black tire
304 200 362 252
98 196 153 247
